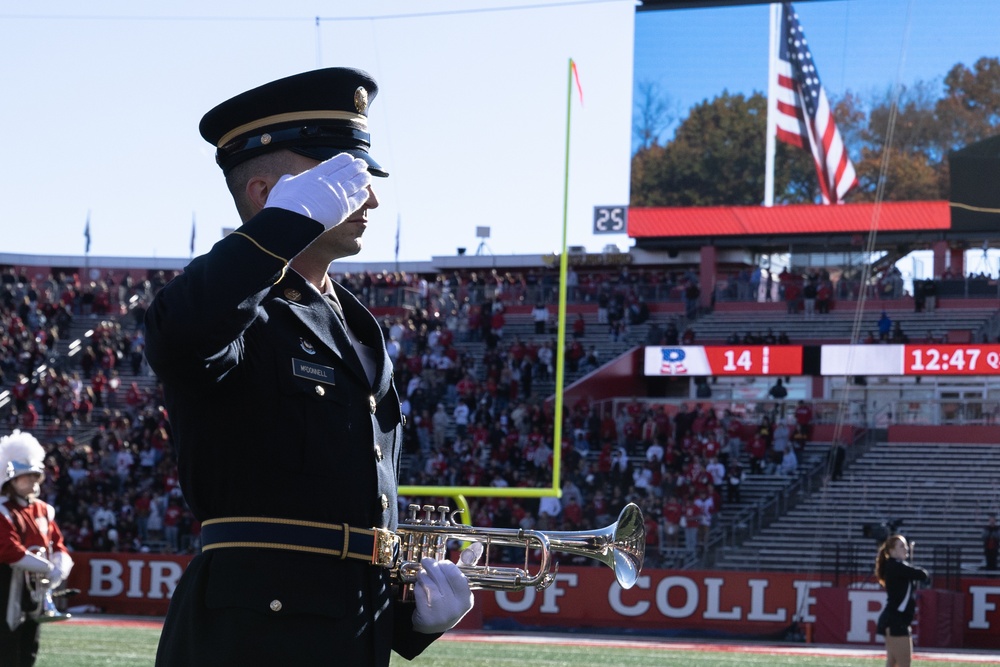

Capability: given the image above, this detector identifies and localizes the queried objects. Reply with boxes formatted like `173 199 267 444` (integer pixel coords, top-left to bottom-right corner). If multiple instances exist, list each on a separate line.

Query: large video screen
631 0 1000 209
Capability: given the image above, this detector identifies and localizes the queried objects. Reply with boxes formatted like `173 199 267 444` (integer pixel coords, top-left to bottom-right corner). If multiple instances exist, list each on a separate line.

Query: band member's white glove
412 557 474 634
13 552 56 577
264 153 371 229
49 551 74 589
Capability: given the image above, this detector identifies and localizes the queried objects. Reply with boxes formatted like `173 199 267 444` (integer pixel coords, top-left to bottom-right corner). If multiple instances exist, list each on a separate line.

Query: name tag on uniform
292 359 336 385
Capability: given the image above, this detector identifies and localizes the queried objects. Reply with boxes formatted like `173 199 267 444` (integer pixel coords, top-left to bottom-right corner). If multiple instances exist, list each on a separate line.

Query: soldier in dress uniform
145 68 473 667
0 431 74 667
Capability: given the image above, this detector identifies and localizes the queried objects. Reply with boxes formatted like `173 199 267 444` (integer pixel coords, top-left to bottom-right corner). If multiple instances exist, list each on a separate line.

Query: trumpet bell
610 503 645 589
547 502 645 589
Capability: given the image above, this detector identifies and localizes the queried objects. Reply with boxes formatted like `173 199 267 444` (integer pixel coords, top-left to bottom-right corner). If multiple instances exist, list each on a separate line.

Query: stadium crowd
0 259 954 569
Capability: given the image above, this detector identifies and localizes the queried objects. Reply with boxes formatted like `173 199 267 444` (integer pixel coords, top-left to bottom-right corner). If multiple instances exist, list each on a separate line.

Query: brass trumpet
393 502 645 592
24 547 72 624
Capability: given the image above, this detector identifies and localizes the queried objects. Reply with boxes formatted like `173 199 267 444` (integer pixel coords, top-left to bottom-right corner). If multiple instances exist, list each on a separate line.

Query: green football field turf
33 621 997 667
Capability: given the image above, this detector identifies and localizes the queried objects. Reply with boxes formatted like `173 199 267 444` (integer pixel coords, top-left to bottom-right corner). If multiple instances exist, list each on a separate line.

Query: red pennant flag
570 59 583 105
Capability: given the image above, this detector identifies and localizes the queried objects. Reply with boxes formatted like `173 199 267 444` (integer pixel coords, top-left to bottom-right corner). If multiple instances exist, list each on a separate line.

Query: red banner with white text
64 555 1000 649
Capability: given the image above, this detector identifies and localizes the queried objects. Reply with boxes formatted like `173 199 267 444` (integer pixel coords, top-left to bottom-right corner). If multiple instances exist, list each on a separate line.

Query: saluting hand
264 153 372 229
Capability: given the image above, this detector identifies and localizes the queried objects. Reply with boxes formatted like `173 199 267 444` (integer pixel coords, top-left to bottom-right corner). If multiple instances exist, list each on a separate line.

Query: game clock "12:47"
906 345 1000 374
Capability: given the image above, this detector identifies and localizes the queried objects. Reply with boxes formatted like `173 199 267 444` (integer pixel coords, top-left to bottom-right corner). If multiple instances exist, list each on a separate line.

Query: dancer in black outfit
875 534 929 667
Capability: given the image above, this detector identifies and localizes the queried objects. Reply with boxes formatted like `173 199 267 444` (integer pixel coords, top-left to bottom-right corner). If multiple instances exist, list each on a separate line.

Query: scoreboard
643 344 1000 377
822 344 1000 376
643 346 803 376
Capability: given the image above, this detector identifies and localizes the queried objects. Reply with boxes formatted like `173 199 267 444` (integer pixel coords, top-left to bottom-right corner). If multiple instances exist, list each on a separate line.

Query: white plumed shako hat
0 430 46 487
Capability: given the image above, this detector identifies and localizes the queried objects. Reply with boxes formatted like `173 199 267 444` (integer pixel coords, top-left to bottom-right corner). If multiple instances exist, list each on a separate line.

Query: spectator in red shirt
794 400 813 434
682 496 702 556
562 495 584 530
20 404 39 431
134 490 152 543
456 374 476 400
490 309 505 339
90 370 108 407
662 495 682 547
163 498 182 554
701 435 721 461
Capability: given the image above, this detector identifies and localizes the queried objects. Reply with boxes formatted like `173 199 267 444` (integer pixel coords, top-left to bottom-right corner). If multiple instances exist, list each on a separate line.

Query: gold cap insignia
354 86 369 114
283 288 302 302
260 133 272 145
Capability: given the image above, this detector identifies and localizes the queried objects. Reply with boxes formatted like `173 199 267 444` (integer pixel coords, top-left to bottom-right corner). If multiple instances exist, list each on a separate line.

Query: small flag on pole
570 59 584 105
84 213 91 254
190 214 197 256
772 2 856 204
394 214 401 263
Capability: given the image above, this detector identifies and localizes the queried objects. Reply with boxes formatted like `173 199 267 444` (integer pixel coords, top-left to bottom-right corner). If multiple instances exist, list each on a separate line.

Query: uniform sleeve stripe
230 230 289 284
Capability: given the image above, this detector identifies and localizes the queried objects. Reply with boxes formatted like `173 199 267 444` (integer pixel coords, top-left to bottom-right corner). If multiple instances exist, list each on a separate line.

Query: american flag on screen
774 2 857 204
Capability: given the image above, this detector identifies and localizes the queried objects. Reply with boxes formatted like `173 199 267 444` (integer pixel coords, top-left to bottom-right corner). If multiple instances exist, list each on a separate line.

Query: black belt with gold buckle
200 516 399 566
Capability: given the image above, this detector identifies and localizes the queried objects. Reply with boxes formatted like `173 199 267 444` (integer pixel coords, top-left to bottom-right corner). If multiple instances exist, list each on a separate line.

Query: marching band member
0 430 74 667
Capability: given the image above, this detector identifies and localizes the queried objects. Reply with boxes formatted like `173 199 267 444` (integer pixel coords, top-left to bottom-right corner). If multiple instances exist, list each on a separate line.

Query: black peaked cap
199 67 386 177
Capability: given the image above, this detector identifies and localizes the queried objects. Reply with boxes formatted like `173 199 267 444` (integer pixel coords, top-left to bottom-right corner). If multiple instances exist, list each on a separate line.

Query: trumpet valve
421 505 436 523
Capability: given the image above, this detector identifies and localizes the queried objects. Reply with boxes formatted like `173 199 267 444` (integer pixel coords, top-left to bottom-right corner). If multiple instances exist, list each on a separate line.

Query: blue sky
1 0 998 265
0 0 635 263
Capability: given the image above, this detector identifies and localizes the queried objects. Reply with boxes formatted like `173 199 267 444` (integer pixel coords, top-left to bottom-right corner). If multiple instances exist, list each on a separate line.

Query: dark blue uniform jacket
145 207 436 666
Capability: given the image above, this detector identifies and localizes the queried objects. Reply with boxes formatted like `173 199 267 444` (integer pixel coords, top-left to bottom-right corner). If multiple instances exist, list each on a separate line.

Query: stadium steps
712 441 832 519
712 442 1000 571
684 307 998 344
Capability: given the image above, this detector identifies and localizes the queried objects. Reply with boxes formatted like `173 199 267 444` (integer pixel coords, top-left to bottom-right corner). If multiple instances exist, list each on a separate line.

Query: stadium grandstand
0 194 1000 567
2 191 1000 649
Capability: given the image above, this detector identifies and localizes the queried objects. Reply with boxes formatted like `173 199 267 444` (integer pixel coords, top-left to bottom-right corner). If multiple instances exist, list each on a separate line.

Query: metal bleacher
684 307 999 344
712 441 1000 572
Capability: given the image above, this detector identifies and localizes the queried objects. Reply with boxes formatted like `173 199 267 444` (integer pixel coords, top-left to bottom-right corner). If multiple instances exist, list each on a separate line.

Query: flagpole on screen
190 213 196 259
764 3 780 207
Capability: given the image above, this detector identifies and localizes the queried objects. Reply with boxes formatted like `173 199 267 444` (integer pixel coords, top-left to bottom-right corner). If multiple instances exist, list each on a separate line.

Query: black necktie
326 291 346 324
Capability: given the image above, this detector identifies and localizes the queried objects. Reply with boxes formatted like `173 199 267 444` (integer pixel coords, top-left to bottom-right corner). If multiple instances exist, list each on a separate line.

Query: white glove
263 153 372 229
412 557 474 634
13 552 55 577
49 551 74 589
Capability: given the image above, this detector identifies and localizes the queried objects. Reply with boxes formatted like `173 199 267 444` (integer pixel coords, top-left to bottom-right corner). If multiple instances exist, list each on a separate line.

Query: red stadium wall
65 555 1000 649
559 347 647 406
